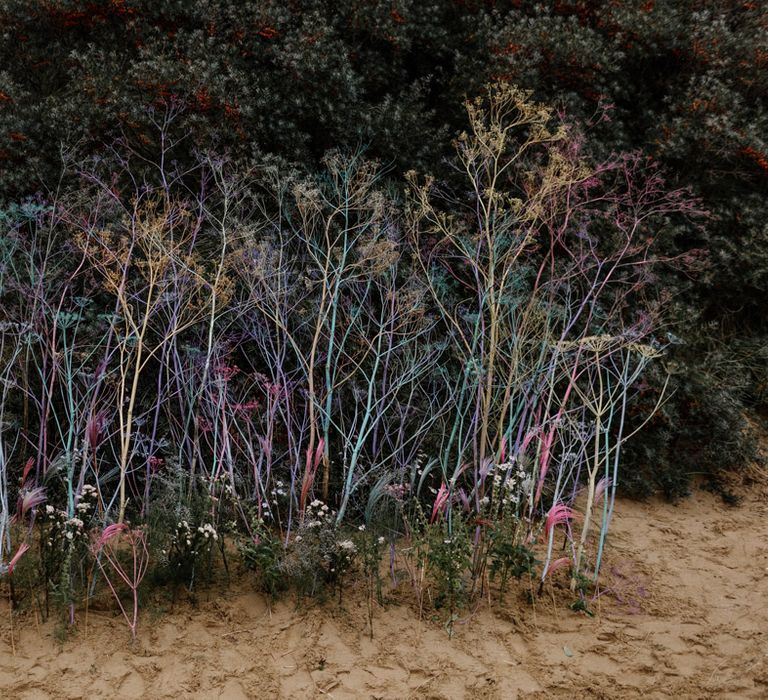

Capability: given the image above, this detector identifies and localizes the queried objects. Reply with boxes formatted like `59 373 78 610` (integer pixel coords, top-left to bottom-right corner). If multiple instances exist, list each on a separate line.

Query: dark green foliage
489 542 537 587
1 0 765 496
239 525 285 598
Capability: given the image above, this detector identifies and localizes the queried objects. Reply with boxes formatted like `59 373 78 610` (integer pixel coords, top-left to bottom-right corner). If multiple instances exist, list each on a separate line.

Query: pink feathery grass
21 457 34 485
94 522 128 550
544 502 576 538
544 557 571 577
15 486 46 521
534 428 556 505
595 477 612 502
87 412 105 449
7 543 30 574
479 456 494 481
91 525 149 640
299 437 325 512
430 482 450 524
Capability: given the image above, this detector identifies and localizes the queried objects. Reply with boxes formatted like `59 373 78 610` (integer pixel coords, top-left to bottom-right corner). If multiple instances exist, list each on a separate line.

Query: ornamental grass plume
5 542 30 575
91 524 149 640
430 482 450 524
544 502 576 538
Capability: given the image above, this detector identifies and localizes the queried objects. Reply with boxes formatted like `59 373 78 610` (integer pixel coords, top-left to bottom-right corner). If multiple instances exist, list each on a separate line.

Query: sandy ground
1 475 767 699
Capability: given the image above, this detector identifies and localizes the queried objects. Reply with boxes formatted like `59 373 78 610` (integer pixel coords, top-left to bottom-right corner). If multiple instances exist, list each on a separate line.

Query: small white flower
358 524 366 531
377 536 385 545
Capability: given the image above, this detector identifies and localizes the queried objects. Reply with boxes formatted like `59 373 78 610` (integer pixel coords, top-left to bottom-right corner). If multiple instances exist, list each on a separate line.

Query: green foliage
1 0 764 496
239 515 285 599
426 520 472 622
489 539 537 592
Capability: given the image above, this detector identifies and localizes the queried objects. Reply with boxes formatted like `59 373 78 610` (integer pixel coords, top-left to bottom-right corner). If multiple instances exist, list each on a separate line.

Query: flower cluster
326 538 357 576
483 459 528 511
75 484 99 517
43 506 87 547
302 499 336 529
164 520 219 565
205 472 234 498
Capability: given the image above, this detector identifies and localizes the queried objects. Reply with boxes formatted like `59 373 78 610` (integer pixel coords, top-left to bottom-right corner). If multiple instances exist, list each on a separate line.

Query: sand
1 475 767 699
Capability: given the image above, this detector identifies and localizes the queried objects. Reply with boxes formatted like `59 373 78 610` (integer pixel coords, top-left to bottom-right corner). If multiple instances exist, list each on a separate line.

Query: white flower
46 505 54 514
358 524 366 531
377 536 385 545
338 540 356 553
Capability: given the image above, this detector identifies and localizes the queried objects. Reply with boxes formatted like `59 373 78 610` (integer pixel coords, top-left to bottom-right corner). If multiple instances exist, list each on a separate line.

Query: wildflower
377 536 385 545
358 524 366 531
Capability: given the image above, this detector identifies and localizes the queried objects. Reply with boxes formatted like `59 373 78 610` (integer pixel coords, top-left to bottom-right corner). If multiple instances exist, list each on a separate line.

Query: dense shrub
0 86 700 633
1 0 765 496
